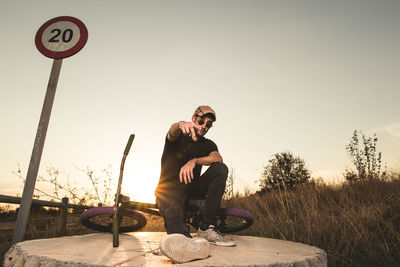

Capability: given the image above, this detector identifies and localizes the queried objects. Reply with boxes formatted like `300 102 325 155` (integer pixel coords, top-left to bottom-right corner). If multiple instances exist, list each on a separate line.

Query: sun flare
121 163 159 204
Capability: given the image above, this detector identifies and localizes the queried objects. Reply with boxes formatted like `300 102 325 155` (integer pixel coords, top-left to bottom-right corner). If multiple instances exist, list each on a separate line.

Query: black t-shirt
155 133 218 197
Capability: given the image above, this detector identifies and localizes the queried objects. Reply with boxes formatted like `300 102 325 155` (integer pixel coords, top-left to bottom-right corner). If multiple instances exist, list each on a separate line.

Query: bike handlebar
124 134 135 155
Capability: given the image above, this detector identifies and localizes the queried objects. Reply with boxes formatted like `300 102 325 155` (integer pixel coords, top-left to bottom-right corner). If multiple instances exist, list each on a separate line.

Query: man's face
193 116 214 137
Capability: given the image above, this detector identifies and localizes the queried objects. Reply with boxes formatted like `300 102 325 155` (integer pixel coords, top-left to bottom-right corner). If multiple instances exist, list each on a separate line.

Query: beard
195 128 206 137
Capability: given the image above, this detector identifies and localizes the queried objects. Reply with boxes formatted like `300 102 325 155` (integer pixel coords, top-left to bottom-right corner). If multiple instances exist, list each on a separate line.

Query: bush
259 151 311 191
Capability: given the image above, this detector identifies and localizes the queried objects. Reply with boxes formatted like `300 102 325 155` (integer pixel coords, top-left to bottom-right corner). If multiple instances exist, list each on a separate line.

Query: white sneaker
160 234 210 263
197 225 236 247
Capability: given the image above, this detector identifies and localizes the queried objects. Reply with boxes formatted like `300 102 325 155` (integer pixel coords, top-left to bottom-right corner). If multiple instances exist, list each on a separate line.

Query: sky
1 0 399 204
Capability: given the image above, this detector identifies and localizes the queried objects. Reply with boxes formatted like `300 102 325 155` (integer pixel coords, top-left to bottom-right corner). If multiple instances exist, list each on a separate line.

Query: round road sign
35 16 88 59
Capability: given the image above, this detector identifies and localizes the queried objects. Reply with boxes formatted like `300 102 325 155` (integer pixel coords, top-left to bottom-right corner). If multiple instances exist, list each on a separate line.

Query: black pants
156 162 228 237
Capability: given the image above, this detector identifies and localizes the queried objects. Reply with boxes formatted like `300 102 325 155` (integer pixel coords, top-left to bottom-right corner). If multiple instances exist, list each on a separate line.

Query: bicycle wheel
216 208 254 233
80 206 147 233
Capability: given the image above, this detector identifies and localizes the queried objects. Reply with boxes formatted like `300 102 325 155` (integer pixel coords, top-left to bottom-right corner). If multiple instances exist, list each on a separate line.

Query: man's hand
179 121 201 138
179 158 197 184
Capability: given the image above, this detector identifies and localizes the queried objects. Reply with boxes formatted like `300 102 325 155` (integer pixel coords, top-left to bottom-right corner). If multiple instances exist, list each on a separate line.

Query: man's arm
167 122 181 141
167 121 201 141
179 151 223 184
194 151 223 166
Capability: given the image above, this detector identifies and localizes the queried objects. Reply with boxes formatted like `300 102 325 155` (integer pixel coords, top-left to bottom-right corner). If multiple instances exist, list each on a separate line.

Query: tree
259 151 311 191
345 130 383 182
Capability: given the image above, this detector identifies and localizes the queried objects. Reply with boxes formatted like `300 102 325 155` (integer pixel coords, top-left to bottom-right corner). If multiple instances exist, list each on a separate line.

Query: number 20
49 29 73 43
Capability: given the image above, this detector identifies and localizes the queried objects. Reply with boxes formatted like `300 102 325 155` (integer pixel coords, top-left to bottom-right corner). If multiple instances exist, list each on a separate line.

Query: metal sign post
12 59 62 244
12 16 88 244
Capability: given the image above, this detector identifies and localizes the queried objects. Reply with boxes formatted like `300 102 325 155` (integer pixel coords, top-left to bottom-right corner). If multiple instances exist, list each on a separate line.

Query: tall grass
227 175 400 266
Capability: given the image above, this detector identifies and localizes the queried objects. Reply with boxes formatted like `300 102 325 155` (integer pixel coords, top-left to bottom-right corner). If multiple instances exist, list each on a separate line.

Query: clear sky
1 0 399 203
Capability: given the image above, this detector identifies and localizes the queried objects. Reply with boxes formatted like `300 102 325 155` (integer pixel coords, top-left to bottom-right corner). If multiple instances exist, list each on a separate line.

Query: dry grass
2 174 400 266
227 176 400 266
139 214 164 232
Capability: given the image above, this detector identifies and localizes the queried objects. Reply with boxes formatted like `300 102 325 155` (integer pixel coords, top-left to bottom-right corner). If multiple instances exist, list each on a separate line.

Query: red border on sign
35 16 88 59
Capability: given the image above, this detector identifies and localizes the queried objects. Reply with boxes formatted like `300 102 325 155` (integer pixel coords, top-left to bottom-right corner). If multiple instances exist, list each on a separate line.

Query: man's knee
210 162 228 178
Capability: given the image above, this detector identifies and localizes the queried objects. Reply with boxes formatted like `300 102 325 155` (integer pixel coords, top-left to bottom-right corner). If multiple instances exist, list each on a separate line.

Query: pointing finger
190 127 196 137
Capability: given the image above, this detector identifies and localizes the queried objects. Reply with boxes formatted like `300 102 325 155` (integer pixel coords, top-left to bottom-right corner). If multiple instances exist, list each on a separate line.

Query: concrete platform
4 232 327 266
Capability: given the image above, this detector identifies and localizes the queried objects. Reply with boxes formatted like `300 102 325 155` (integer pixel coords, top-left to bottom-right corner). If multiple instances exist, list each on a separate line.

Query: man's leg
189 162 235 246
156 195 191 237
188 162 228 226
157 193 210 263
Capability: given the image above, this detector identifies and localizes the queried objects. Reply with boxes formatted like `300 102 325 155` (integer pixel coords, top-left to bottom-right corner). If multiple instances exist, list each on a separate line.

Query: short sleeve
206 140 218 154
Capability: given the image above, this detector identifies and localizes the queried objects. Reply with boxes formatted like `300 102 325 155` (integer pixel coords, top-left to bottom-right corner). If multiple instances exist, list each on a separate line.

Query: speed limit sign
13 16 88 245
35 16 88 59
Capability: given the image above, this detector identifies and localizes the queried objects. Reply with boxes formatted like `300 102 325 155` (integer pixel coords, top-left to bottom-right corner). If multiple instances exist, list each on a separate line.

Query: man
155 105 235 263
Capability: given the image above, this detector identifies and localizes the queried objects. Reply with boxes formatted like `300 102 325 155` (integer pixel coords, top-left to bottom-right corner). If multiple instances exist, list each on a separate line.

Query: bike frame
121 201 159 216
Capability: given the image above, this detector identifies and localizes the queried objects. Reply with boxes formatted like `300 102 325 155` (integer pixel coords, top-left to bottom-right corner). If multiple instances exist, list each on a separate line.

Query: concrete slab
4 232 327 266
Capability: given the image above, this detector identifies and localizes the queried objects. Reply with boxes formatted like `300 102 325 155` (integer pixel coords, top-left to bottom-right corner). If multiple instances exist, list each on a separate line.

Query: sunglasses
197 118 213 128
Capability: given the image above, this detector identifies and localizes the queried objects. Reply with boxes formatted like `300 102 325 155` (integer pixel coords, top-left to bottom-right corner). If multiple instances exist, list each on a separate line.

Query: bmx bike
80 134 254 247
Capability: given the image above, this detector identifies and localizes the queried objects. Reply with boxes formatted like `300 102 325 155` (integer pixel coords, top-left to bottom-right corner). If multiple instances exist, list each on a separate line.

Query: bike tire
80 207 147 233
217 208 254 233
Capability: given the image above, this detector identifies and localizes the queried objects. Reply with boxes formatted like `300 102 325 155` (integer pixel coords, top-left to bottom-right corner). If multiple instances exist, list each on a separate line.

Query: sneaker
160 234 210 263
197 225 236 247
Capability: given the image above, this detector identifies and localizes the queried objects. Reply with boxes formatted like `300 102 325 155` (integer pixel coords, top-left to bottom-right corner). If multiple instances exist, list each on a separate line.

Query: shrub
259 151 311 191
